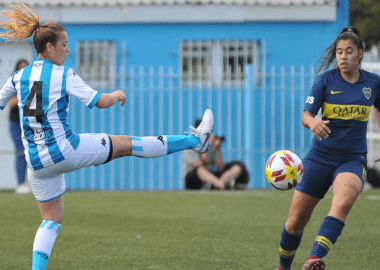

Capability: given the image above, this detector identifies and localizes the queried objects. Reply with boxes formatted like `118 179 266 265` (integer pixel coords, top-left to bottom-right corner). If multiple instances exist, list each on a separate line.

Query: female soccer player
0 4 214 270
276 27 380 270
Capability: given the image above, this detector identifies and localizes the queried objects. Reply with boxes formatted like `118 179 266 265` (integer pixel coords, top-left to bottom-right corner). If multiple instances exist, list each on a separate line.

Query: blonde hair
0 3 40 41
0 4 66 54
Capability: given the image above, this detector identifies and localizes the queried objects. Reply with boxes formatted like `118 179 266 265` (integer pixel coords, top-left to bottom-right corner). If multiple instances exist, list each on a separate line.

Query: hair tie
347 28 353 33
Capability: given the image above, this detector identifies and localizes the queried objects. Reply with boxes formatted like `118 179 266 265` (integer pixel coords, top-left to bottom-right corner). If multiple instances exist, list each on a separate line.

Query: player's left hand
112 90 126 106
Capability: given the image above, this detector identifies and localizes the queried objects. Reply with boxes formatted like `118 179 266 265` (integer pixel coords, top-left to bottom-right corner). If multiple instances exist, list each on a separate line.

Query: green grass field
1 189 379 270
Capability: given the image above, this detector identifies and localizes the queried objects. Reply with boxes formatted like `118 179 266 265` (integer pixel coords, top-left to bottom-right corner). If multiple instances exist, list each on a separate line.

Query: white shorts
28 133 112 202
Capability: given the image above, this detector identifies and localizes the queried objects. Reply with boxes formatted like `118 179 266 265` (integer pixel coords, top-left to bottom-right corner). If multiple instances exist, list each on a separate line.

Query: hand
111 90 126 106
309 119 331 140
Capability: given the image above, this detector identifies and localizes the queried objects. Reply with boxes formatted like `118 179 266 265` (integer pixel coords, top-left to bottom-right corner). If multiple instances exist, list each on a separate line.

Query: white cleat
190 109 214 154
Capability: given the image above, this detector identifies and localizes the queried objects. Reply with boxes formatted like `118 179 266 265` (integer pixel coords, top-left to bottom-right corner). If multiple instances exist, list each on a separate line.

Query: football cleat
190 109 214 154
302 255 325 270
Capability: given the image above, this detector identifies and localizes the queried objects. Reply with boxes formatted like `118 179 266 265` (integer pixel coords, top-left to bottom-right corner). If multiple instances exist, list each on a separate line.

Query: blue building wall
0 2 349 190
63 20 348 74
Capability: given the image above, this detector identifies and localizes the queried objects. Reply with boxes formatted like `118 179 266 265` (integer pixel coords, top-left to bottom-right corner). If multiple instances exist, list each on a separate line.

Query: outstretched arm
96 90 126 108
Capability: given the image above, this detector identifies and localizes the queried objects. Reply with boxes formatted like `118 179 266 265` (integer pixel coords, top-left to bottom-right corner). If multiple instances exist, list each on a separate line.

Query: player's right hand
310 119 331 141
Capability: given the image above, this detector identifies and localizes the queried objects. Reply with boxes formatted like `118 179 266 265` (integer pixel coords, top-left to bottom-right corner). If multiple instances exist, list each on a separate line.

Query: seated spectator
183 118 249 190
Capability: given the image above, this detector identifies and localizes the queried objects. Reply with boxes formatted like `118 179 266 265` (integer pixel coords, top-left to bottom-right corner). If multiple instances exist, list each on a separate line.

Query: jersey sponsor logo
24 128 54 143
363 87 371 99
322 102 371 121
330 90 343 95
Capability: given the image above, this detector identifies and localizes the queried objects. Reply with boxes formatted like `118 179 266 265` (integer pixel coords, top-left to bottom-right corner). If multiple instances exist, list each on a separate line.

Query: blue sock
166 135 200 154
32 220 61 270
310 216 345 258
131 135 200 158
279 225 303 268
32 251 49 270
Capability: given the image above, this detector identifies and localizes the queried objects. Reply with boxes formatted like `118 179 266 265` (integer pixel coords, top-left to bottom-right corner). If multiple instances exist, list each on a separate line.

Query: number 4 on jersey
24 81 44 123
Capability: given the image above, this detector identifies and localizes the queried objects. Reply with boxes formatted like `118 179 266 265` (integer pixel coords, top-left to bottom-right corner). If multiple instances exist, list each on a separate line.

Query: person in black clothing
184 118 249 190
9 59 31 194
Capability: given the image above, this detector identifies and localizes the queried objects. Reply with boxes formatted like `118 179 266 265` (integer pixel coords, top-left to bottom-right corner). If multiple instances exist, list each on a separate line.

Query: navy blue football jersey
304 68 380 156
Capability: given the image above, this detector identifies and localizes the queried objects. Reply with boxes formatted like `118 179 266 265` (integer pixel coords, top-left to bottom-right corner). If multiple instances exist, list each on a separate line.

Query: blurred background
0 0 379 191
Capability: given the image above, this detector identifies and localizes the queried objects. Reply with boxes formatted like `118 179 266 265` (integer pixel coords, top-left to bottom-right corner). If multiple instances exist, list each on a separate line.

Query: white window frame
76 40 117 89
180 39 260 87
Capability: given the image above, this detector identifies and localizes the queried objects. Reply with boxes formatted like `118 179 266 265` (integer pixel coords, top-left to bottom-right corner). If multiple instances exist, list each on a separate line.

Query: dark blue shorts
295 149 366 199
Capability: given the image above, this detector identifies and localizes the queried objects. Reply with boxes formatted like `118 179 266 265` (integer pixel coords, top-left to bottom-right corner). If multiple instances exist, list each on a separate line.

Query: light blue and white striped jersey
0 59 101 170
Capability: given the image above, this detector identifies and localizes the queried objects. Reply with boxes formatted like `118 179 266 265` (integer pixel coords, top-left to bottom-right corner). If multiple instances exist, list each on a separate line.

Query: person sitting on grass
183 118 249 190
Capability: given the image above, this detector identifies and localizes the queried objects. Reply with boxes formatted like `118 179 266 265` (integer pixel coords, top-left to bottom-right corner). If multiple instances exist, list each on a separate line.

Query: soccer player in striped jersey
276 27 380 270
0 4 214 270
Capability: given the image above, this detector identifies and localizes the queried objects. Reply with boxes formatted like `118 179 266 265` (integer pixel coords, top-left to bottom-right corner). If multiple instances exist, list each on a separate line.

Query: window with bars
180 40 260 86
77 40 117 89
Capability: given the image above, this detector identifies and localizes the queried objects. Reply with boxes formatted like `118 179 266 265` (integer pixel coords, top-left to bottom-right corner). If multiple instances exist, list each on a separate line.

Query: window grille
180 40 259 87
77 40 117 89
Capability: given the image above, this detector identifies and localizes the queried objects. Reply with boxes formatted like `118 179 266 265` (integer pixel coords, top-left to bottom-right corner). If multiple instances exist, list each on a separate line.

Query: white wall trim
0 5 336 24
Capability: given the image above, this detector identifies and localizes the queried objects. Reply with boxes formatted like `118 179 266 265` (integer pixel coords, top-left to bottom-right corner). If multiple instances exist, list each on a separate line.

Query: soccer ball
265 150 303 191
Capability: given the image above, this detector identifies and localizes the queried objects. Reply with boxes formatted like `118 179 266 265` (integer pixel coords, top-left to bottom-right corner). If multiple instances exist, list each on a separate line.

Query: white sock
32 220 61 270
131 136 168 158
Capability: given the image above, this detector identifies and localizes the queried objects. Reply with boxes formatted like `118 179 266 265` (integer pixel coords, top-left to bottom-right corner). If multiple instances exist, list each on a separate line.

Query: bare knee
285 215 309 235
230 164 242 175
328 200 354 222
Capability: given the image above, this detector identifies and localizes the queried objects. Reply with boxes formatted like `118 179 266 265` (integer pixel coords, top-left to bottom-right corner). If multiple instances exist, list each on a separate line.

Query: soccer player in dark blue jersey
276 27 380 270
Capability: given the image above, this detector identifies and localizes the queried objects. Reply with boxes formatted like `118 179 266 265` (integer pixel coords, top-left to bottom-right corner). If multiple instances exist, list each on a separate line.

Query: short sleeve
374 79 380 110
303 73 325 115
0 76 17 110
66 69 101 109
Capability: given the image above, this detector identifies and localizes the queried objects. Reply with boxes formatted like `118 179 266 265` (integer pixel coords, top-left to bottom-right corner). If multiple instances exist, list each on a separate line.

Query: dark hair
33 22 66 54
0 4 65 54
316 26 364 74
14 59 29 72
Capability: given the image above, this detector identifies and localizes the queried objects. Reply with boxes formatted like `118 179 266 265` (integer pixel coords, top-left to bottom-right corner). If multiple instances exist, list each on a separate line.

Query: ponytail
0 4 40 41
0 4 66 54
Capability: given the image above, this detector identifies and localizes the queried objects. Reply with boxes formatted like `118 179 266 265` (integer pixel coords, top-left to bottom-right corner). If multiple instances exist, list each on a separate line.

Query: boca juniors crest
363 87 371 99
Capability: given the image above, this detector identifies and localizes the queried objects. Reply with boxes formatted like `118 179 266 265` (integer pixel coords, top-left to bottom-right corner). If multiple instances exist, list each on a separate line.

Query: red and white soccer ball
265 150 303 191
